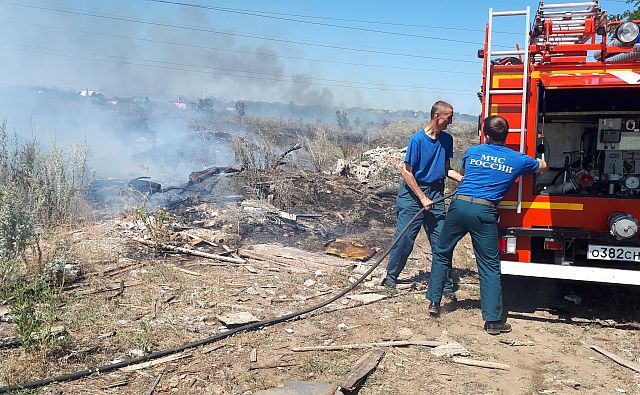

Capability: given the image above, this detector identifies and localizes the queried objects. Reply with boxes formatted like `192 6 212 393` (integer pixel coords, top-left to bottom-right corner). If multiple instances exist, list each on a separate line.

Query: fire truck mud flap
501 261 640 286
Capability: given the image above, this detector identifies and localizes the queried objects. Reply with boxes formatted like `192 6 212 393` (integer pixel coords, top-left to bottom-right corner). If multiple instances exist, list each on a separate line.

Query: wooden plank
451 357 510 370
292 340 444 352
171 266 202 277
249 244 353 268
144 373 163 395
77 281 143 297
238 250 313 274
248 361 299 370
119 353 190 372
102 380 129 389
590 345 640 373
338 349 385 391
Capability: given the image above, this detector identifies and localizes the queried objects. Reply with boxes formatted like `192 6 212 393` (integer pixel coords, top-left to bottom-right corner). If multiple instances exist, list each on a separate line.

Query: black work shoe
484 321 512 335
443 292 457 302
428 301 440 317
382 278 397 289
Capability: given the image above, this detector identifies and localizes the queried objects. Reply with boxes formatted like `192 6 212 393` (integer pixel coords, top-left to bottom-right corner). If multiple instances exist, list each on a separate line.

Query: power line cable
2 19 481 70
144 0 488 45
1 41 476 92
1 45 477 96
12 16 478 60
146 0 519 34
0 2 504 59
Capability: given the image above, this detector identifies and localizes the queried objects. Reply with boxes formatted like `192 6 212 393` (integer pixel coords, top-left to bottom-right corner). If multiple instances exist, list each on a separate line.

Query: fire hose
0 190 456 393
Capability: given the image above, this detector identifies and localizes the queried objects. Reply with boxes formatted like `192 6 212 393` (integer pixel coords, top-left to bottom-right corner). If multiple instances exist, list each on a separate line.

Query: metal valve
607 212 638 240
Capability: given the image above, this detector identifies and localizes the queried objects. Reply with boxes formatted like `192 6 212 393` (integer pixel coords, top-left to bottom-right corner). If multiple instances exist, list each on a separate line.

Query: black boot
428 301 440 317
484 321 512 335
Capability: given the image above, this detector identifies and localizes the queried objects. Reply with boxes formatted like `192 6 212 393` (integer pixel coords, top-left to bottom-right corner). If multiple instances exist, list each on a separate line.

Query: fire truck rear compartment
535 86 640 198
529 236 640 269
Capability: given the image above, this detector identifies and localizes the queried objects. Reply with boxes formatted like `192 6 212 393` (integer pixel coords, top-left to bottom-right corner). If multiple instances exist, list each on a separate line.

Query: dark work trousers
385 181 454 293
426 198 503 321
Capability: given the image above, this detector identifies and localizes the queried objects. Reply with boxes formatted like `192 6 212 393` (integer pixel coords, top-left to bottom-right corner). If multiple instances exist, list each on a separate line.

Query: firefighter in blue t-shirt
426 115 548 335
383 101 464 295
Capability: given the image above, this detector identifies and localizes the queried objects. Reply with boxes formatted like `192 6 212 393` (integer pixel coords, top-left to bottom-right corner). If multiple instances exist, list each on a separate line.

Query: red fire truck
479 1 640 285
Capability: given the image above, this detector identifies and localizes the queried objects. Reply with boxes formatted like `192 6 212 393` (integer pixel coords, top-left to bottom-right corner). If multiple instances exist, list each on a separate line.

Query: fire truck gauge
624 176 640 190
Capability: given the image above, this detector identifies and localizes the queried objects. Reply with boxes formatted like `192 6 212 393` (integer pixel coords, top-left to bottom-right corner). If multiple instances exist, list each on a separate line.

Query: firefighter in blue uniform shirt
383 101 463 294
427 115 548 335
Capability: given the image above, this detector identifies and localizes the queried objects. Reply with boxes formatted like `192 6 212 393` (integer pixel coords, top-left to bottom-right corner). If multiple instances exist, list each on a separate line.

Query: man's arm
401 162 433 209
445 160 463 182
534 158 548 173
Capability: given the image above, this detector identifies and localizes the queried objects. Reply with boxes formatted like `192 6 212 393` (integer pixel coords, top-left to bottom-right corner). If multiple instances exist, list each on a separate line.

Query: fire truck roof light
614 21 640 44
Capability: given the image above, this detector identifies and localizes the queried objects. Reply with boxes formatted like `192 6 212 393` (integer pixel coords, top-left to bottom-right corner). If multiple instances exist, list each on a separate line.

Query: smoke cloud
0 0 335 107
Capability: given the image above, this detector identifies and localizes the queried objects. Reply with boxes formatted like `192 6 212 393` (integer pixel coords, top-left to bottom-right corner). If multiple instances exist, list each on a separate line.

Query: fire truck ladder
483 6 530 213
531 1 603 46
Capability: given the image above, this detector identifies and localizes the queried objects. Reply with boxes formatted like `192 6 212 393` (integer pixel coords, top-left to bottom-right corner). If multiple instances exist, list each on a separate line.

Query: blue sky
0 0 633 115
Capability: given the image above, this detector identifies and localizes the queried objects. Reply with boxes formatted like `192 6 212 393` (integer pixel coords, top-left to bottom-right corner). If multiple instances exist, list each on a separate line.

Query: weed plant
132 205 175 244
0 273 65 350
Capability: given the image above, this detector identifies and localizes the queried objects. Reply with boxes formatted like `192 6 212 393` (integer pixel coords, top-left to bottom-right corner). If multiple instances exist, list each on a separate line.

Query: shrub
301 124 343 172
0 186 35 263
231 135 275 172
0 120 90 228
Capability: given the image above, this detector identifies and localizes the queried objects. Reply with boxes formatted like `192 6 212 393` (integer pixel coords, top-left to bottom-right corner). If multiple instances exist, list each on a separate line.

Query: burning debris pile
108 162 399 258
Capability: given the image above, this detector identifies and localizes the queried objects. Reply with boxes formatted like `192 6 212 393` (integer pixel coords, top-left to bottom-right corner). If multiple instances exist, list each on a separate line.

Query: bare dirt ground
1 170 640 395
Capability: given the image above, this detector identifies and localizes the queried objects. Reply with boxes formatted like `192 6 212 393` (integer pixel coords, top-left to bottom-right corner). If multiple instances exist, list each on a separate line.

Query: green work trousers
426 198 503 321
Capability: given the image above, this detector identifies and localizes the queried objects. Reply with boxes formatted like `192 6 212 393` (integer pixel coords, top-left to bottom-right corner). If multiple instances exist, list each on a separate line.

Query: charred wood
188 165 242 185
131 237 246 264
272 143 302 169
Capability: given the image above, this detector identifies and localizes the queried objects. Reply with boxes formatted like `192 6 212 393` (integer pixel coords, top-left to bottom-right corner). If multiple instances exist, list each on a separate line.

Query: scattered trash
0 306 11 323
324 238 376 261
559 380 581 390
127 349 145 358
245 287 261 295
430 342 470 357
303 279 317 287
44 261 81 285
217 312 260 326
395 327 413 341
346 293 386 304
499 339 535 347
337 323 349 330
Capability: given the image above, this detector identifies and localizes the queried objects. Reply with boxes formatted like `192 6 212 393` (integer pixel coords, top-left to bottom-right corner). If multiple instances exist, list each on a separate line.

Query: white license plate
587 245 640 262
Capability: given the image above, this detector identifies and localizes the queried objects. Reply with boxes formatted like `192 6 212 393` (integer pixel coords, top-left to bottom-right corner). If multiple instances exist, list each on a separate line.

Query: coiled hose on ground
0 190 456 393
